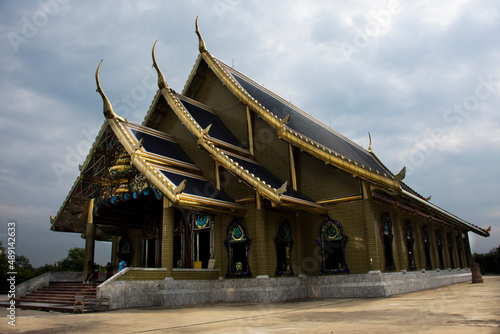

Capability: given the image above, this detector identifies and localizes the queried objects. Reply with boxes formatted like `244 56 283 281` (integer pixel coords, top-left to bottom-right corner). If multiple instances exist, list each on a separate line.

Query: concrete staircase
6 282 109 313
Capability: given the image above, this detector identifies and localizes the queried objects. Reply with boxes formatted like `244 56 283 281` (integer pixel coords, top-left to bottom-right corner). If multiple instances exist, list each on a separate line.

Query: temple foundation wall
97 268 472 310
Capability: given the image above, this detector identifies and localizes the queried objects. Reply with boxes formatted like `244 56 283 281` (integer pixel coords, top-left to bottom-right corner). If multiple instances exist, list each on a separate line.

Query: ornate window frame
405 220 417 271
317 216 349 275
224 218 251 277
382 213 396 271
275 219 294 276
423 227 433 270
436 230 445 269
446 233 455 269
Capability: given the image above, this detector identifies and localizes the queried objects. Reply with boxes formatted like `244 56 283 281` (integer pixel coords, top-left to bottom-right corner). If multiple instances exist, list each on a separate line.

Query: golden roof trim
152 42 292 206
109 117 244 214
191 38 401 191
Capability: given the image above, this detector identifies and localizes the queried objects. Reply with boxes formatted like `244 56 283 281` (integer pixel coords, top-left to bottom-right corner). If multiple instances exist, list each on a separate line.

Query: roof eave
51 121 108 231
401 189 490 237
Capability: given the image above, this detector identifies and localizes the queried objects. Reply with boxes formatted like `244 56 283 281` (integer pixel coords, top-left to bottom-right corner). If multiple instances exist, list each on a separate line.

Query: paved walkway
1 275 499 333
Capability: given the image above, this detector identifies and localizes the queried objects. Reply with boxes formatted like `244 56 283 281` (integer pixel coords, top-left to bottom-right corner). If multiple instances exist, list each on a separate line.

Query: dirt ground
1 275 499 333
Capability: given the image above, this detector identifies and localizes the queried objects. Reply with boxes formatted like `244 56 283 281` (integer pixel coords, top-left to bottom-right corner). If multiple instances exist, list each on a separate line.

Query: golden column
83 198 96 278
161 197 175 276
254 193 268 276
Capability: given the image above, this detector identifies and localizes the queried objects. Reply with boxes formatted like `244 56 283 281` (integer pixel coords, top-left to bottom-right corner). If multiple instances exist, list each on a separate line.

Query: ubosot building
50 19 490 309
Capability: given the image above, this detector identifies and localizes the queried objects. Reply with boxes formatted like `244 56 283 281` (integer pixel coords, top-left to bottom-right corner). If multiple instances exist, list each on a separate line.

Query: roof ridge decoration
368 132 372 153
192 18 402 192
95 60 127 123
195 15 207 53
152 41 326 213
105 118 243 213
94 60 192 207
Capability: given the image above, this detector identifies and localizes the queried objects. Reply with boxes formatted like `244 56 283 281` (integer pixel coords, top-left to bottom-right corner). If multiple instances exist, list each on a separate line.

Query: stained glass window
423 227 433 270
275 220 293 276
382 213 395 271
225 219 251 277
318 217 349 275
406 221 416 271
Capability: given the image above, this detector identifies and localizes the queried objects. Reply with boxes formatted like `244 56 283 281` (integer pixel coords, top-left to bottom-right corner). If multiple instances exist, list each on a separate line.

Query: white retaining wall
98 268 472 310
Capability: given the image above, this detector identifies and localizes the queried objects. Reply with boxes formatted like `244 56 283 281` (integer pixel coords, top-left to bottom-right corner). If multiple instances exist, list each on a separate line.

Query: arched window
382 213 395 271
317 217 349 274
436 231 445 270
224 219 251 277
405 221 416 271
463 233 471 267
275 220 293 276
447 233 455 269
456 232 463 268
423 227 433 270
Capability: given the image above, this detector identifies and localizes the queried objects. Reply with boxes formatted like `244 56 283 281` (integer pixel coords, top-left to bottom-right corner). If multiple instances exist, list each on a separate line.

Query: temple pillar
83 198 96 278
255 193 268 276
464 232 472 267
392 212 403 271
364 201 380 272
294 213 303 275
413 220 424 270
161 197 175 276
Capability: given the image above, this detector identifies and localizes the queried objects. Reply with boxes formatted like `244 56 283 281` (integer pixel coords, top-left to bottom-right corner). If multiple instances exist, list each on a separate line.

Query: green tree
474 246 500 274
58 247 85 271
15 255 33 270
0 241 9 292
15 255 35 284
494 246 500 269
33 263 60 276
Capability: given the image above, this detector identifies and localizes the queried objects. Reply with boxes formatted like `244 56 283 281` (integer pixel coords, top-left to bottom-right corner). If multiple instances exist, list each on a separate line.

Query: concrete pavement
1 275 499 333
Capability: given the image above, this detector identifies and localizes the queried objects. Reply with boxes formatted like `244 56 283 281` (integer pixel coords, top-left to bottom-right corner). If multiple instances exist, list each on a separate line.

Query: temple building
50 19 490 308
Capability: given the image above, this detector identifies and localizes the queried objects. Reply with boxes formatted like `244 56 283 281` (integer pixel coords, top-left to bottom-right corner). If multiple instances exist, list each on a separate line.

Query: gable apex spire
95 60 126 122
195 15 207 53
152 41 168 90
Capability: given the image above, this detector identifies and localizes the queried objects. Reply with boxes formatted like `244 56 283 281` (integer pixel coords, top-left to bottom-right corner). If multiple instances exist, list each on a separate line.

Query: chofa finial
395 166 406 182
95 60 126 122
195 15 207 53
368 132 372 153
152 41 168 90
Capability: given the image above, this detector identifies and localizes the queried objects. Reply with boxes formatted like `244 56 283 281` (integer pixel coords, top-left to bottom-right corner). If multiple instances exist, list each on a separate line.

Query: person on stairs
84 261 93 283
91 262 99 288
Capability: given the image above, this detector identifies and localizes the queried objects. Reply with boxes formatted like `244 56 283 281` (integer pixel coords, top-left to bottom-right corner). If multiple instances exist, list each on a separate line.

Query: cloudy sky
0 0 498 267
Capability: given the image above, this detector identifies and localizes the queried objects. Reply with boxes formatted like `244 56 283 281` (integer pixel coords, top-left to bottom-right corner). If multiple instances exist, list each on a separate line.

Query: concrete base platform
99 268 472 309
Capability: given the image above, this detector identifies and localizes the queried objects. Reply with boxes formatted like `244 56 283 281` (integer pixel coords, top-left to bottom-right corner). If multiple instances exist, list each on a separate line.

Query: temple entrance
193 229 211 268
143 238 158 268
173 210 213 269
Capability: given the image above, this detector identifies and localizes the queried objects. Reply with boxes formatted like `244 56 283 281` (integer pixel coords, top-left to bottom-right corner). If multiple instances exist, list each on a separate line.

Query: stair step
19 298 75 305
29 291 96 296
1 281 108 313
1 301 105 313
